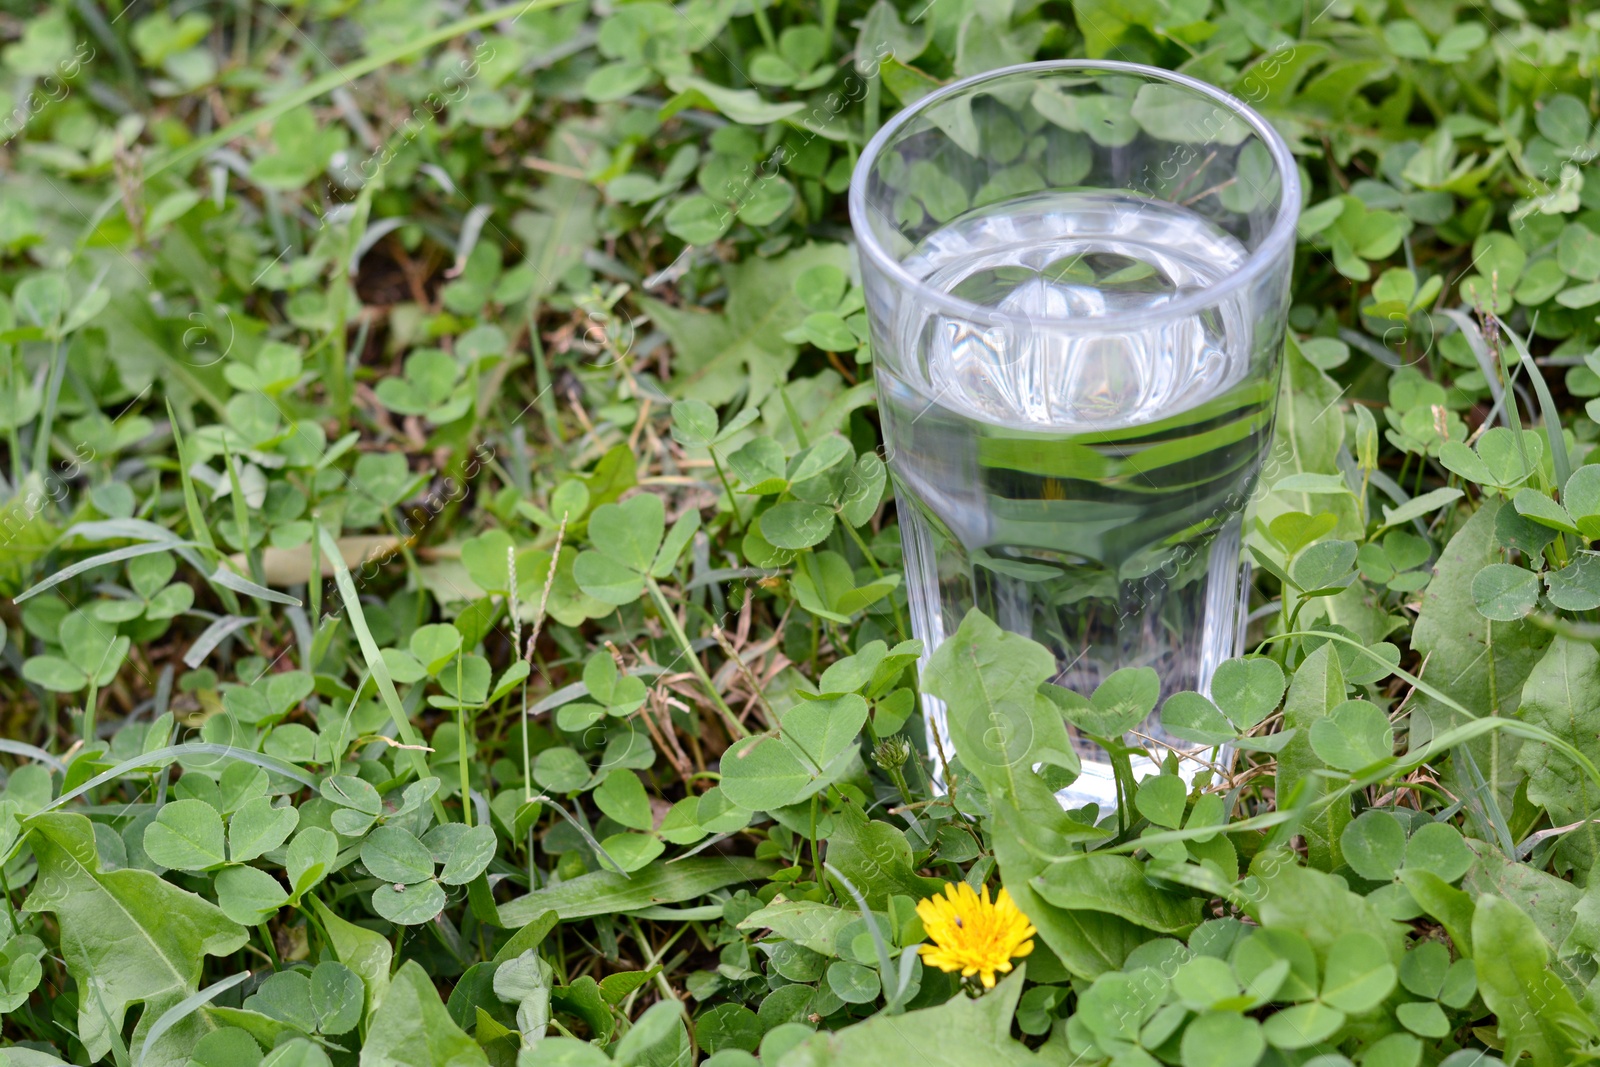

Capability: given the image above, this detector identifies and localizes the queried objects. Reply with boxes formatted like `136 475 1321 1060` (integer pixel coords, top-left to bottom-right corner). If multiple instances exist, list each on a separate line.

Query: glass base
904 498 1249 810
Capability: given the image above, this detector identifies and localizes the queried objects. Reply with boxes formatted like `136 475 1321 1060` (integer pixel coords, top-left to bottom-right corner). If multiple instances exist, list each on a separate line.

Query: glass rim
848 59 1302 333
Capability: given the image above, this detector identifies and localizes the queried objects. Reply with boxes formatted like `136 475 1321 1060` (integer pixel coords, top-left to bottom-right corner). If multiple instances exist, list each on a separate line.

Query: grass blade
129 0 582 186
43 743 319 812
317 523 444 816
183 614 253 668
209 565 304 607
15 540 197 603
136 970 252 1067
1500 316 1571 490
0 739 66 774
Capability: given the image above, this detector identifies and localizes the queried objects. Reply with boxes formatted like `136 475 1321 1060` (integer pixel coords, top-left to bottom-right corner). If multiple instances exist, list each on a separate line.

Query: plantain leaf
22 812 247 1067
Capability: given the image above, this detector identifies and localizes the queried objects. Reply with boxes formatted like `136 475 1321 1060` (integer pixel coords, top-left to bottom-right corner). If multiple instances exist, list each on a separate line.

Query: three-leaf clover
243 961 365 1038
555 651 649 731
573 493 698 604
21 609 130 694
1160 658 1289 753
374 348 472 424
222 341 305 396
753 435 887 557
781 265 869 358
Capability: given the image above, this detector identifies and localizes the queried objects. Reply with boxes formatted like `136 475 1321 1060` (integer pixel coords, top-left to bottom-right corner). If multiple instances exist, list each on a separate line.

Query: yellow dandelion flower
915 882 1036 989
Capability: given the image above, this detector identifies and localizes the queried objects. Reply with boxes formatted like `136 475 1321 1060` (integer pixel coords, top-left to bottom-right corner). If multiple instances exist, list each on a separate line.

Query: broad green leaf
923 609 1079 801
311 895 392 1019
824 960 879 1004
409 624 463 676
572 551 645 604
1235 932 1311 994
1438 440 1493 485
1136 774 1186 829
778 968 1048 1066
1475 427 1543 489
499 857 779 925
781 694 868 773
533 747 591 793
1516 637 1600 866
1275 645 1348 870
1209 658 1286 730
143 799 228 871
759 501 834 550
495 950 555 1043
1378 487 1464 531
1308 700 1393 771
650 510 699 578
1472 562 1541 620
1256 339 1362 542
1515 487 1578 534
1565 465 1600 536
320 771 381 815
1404 823 1473 882
1261 1000 1344 1049
1396 999 1449 1038
1411 499 1550 816
697 1002 762 1054
1320 931 1395 1012
613 998 686 1067
215 865 289 926
261 1041 330 1067
596 832 664 873
1340 810 1406 882
1473 894 1598 1067
1131 83 1250 144
1545 552 1600 611
718 734 814 811
372 880 448 925
23 812 247 1066
1559 223 1600 281
1244 852 1406 960
219 762 271 813
588 493 665 574
310 961 363 1036
361 960 487 1067
287 827 337 899
1174 957 1240 1011
1161 692 1236 746
594 770 654 831
816 641 889 696
228 796 298 864
1399 869 1475 954
362 825 435 885
824 802 941 909
1180 1011 1264 1067
1033 853 1201 935
1399 940 1450 998
187 1028 266 1067
439 824 497 886
1464 845 1581 952
1074 967 1168 1046
736 900 856 955
1291 539 1357 592
1081 666 1161 737
669 399 719 448
646 243 852 407
21 654 87 693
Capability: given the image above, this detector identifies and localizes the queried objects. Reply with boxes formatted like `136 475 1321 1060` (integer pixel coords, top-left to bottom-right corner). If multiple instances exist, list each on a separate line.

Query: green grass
2 0 1600 1065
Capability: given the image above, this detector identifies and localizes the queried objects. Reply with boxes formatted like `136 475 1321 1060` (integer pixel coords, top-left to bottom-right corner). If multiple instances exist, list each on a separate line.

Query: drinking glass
849 60 1299 804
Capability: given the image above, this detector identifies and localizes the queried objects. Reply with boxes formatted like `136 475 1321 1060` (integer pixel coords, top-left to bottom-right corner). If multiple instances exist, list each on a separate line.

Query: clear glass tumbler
849 61 1299 804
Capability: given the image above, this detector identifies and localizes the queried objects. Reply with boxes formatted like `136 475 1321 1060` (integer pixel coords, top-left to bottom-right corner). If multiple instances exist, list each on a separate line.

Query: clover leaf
573 493 698 604
374 349 471 423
